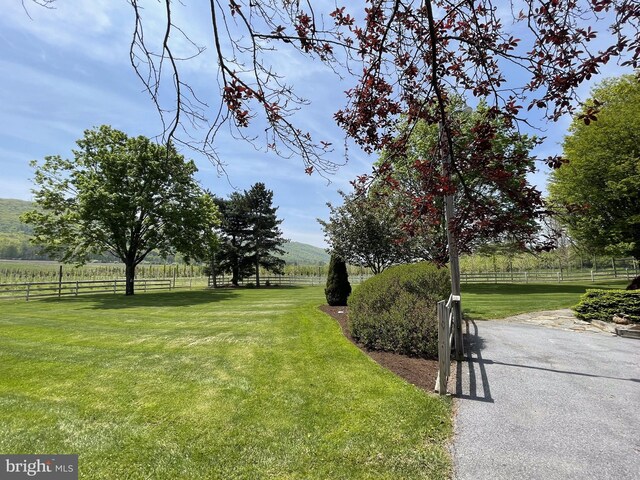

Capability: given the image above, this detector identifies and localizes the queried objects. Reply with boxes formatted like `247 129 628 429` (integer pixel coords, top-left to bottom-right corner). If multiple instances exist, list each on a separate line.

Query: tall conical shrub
325 254 351 306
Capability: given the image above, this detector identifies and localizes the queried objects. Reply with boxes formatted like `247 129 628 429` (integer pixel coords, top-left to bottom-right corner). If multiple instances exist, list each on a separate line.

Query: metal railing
436 294 462 395
0 278 172 301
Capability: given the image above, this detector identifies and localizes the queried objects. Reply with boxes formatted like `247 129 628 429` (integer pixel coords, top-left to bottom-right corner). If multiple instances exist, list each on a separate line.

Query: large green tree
212 183 286 287
22 125 220 295
245 182 287 287
319 190 413 274
212 192 253 287
548 74 640 259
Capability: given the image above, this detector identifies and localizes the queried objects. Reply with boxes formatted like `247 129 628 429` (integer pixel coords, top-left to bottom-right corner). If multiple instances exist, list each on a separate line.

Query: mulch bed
319 305 439 393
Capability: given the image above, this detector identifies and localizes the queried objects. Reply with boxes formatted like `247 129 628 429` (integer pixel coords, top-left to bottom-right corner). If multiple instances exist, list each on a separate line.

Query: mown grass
461 280 629 319
0 287 451 479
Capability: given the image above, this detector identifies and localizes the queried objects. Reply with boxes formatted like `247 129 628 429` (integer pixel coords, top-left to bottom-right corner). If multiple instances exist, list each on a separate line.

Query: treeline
0 233 53 261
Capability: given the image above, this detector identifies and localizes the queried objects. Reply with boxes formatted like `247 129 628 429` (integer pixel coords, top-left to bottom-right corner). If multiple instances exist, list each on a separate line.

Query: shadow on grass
38 288 239 309
462 283 623 295
235 285 306 290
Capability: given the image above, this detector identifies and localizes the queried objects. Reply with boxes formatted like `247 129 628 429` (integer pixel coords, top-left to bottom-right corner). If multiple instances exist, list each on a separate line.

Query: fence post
113 280 117 294
58 265 63 299
75 281 79 296
625 268 629 281
26 283 30 301
557 271 561 283
591 270 595 283
525 271 528 284
437 301 449 395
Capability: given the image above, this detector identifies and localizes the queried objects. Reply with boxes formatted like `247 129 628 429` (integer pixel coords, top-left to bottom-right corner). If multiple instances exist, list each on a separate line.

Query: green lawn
461 280 629 319
0 287 451 479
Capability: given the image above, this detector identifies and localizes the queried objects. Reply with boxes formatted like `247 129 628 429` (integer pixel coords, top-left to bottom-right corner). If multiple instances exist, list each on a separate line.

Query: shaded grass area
462 280 629 320
0 287 451 479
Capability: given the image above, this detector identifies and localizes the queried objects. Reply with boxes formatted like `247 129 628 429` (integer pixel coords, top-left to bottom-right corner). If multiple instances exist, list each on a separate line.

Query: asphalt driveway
452 317 640 480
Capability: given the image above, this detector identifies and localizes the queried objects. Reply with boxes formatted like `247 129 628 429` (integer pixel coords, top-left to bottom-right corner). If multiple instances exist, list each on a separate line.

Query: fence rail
436 294 463 395
208 274 373 288
0 278 173 301
460 268 638 284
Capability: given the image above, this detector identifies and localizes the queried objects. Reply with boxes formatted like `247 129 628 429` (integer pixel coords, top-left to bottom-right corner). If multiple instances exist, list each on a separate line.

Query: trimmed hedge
573 289 640 323
348 262 450 359
325 255 351 306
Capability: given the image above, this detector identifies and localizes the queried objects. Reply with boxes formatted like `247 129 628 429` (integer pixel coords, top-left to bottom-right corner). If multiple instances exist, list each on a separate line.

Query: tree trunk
231 264 239 286
255 254 260 288
210 255 217 288
125 261 135 296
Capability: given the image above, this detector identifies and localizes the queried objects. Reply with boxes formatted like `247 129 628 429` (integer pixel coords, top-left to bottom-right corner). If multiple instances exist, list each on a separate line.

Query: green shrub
573 289 640 323
325 255 351 306
348 262 450 359
244 282 255 289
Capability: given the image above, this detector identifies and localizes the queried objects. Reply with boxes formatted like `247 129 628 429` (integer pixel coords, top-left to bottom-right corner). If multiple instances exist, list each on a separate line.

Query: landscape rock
591 319 617 334
612 314 631 325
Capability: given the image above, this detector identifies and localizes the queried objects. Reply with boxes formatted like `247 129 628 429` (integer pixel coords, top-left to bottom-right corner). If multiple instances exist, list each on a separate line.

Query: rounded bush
348 262 451 359
573 289 640 323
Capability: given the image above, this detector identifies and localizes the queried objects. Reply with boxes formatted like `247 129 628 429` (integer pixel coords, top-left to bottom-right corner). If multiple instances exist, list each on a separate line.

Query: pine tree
325 255 351 306
212 183 287 287
212 193 253 286
245 183 287 287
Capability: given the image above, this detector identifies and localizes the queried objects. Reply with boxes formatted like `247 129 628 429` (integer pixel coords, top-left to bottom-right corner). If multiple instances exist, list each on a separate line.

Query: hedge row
573 289 640 323
348 262 450 359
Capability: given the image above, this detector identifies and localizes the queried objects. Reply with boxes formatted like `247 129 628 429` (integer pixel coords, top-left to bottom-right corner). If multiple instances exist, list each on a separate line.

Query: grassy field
461 280 629 319
0 287 451 479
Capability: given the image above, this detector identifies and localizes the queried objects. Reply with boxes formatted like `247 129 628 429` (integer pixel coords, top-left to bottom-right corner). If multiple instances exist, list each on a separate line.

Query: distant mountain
0 198 34 234
278 241 330 265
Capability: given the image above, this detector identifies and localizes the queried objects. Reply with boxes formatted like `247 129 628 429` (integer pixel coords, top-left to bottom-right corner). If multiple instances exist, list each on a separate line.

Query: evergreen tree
245 183 287 287
212 193 253 286
212 183 287 287
325 255 351 306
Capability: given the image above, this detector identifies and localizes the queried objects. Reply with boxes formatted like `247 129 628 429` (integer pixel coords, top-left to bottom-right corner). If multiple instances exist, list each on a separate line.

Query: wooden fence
208 274 373 288
0 278 173 301
435 294 462 395
460 268 638 284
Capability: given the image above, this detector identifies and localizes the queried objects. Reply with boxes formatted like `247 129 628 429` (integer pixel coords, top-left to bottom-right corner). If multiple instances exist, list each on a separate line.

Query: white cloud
4 0 131 63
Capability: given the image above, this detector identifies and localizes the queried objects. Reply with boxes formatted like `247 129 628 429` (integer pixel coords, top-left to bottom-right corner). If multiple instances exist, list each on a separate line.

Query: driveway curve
453 313 640 480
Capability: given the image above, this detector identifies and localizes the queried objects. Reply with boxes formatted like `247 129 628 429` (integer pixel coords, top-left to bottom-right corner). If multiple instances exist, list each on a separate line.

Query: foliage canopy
212 182 286 286
22 125 219 295
548 74 640 258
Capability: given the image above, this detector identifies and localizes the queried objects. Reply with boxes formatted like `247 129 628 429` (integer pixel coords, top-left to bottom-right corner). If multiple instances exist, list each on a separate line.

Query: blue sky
0 1 632 248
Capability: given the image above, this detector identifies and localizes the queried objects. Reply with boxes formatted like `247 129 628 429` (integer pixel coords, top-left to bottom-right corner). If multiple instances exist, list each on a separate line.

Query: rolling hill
278 241 329 265
0 198 35 234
